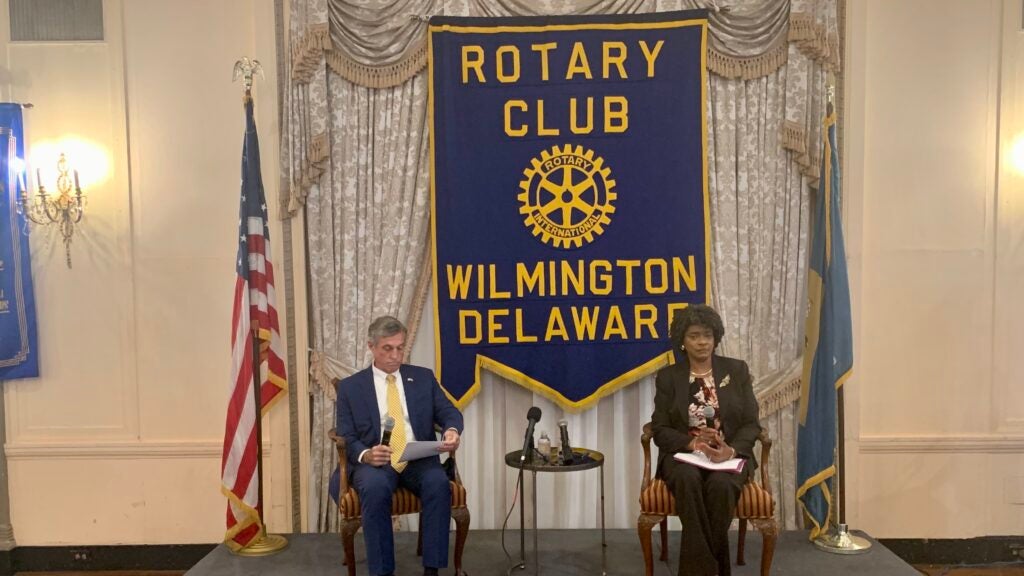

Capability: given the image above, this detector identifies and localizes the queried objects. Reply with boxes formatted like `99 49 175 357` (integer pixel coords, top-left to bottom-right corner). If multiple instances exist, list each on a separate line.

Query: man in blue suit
335 316 464 576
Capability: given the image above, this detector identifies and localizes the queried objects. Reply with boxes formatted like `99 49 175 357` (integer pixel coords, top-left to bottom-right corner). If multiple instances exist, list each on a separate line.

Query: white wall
845 0 1024 538
0 0 295 544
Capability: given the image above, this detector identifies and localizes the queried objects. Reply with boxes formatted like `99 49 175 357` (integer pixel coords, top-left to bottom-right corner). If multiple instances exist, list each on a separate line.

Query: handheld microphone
520 407 542 463
702 405 716 430
381 415 396 446
558 420 575 465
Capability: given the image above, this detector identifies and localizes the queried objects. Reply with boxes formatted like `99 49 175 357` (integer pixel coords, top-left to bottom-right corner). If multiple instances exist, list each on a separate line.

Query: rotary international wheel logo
518 144 617 249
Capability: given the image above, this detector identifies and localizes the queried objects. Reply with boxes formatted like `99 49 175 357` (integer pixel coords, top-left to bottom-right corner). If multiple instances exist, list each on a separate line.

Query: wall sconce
18 153 85 268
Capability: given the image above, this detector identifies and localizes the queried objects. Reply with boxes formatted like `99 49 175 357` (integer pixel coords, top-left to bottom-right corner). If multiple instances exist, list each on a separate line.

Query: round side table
504 448 606 575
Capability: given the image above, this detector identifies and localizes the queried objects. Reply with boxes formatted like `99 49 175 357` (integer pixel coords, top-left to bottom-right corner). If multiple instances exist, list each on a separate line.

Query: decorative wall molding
858 435 1024 454
4 440 272 460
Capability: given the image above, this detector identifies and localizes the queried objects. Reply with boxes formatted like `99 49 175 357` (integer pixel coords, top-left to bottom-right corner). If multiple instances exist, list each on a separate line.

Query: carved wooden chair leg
638 513 662 576
751 517 779 576
737 517 748 565
452 507 471 576
341 517 362 576
659 517 669 561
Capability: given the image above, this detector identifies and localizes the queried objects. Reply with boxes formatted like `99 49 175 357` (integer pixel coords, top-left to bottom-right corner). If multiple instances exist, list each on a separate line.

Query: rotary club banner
429 10 709 410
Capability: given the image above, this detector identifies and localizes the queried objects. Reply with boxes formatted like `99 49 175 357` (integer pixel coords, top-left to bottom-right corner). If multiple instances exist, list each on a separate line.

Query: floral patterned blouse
687 373 721 434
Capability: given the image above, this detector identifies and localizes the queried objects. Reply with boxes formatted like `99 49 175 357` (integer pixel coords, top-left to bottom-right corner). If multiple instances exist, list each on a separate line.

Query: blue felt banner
0 103 39 380
429 11 709 410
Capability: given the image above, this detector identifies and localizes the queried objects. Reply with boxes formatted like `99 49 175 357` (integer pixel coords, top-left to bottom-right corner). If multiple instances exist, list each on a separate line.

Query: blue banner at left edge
0 103 40 380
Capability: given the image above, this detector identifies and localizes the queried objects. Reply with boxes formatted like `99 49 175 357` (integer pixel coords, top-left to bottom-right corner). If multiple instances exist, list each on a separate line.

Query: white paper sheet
398 440 445 462
673 451 746 473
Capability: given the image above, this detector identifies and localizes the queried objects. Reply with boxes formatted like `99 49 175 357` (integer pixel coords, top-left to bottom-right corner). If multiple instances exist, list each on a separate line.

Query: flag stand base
232 531 289 557
813 523 872 555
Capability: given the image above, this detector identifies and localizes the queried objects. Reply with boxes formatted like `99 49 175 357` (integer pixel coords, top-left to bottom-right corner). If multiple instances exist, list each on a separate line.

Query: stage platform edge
188 529 920 575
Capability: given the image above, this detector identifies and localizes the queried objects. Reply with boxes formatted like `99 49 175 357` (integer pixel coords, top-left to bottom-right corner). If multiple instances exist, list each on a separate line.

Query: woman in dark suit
651 305 762 576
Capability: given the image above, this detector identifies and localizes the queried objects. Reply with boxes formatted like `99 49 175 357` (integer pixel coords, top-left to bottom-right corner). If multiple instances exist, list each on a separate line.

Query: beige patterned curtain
285 0 840 532
300 70 433 531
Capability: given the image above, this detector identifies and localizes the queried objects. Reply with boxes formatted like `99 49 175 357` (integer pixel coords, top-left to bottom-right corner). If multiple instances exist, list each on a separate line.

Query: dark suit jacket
335 364 464 470
651 354 761 477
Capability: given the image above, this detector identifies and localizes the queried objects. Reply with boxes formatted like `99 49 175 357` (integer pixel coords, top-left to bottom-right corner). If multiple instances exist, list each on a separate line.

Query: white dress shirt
357 364 416 464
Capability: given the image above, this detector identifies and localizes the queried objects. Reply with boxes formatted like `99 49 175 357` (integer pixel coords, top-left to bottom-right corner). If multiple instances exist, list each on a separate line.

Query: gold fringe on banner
707 38 790 80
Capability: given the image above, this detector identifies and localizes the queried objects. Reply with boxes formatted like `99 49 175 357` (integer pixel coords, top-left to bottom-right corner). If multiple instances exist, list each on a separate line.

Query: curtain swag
284 2 839 216
290 10 838 90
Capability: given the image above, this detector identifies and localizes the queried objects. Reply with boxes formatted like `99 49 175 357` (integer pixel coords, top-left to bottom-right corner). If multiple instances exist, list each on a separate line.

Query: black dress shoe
423 568 439 576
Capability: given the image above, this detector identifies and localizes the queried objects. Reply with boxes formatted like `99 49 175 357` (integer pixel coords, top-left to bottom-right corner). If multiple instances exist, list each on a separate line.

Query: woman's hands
692 428 737 463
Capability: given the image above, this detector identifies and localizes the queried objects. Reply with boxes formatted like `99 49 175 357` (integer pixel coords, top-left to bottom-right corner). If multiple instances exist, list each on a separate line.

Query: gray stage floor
188 529 919 575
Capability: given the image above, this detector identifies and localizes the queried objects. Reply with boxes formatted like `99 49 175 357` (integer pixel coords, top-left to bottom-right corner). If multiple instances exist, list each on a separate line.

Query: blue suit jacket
334 363 463 476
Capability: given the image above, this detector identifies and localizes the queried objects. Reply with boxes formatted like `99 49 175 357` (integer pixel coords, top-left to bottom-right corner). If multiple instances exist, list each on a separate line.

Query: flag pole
812 390 870 554
812 80 870 555
230 57 287 557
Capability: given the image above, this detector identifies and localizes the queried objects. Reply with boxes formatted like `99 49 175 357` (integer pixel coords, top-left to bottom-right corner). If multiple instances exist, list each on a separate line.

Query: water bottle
537 432 551 463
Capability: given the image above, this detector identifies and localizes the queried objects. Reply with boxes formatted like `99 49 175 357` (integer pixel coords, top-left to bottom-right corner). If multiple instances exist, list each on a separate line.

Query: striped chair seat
639 478 774 520
329 428 470 576
338 481 468 519
638 425 779 576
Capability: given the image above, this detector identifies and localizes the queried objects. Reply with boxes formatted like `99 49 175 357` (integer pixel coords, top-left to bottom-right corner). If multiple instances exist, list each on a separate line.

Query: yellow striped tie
386 374 407 472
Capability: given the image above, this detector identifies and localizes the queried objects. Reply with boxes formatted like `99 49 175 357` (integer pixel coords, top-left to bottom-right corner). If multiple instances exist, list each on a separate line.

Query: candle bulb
36 168 41 189
74 169 80 191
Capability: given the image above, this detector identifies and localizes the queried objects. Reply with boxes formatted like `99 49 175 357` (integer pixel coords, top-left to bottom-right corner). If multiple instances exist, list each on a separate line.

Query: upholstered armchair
328 428 470 576
638 422 778 576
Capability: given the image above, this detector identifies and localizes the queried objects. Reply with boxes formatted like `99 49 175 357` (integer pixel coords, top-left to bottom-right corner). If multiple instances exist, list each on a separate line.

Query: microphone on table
520 407 542 464
381 414 396 446
558 419 575 465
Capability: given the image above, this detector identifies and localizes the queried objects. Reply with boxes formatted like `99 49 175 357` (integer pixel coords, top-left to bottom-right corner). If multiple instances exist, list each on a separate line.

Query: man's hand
439 429 461 452
362 444 393 467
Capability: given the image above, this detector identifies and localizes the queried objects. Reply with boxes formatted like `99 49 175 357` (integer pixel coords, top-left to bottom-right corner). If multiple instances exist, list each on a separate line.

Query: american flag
221 97 287 551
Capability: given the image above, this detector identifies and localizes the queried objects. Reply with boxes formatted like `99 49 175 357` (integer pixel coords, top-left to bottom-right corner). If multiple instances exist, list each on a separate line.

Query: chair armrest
449 445 462 484
328 428 350 495
757 429 773 489
641 421 654 490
